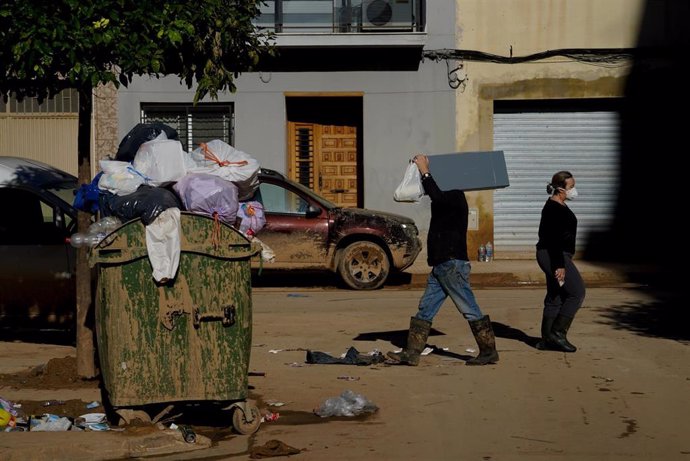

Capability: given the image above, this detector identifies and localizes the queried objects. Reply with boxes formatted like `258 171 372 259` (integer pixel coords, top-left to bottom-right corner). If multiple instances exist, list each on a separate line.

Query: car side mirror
305 205 322 218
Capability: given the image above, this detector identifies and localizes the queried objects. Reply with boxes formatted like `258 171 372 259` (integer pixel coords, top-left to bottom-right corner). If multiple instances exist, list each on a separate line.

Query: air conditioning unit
361 0 414 31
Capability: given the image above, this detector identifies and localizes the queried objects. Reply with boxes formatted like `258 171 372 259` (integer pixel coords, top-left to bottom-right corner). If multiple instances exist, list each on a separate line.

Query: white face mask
565 187 578 200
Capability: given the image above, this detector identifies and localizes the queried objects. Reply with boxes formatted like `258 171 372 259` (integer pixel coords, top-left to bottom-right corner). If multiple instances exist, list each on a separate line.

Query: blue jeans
415 259 484 322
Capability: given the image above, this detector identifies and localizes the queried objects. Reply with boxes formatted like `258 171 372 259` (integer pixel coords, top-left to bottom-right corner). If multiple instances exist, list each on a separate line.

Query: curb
408 270 640 289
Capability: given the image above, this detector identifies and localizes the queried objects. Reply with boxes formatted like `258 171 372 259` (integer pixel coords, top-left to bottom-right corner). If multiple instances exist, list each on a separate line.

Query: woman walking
535 171 586 352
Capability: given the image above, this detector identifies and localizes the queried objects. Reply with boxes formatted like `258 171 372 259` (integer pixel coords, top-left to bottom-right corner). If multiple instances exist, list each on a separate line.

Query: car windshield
281 176 338 210
47 182 77 210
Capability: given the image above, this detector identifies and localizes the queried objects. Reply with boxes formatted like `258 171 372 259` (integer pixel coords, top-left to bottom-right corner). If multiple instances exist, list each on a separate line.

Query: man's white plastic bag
145 207 181 283
393 161 424 202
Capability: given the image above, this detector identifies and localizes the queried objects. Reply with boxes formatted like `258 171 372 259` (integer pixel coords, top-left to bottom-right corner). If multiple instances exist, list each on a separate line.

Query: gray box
428 151 510 191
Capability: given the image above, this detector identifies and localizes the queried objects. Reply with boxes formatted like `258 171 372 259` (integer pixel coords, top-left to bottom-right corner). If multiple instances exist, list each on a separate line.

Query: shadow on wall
585 0 688 297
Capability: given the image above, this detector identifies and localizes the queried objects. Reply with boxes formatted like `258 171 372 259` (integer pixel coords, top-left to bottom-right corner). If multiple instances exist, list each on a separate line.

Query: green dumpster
90 212 261 434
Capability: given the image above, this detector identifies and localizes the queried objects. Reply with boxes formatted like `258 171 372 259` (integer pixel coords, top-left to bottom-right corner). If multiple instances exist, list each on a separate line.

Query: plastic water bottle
478 244 486 262
485 242 493 262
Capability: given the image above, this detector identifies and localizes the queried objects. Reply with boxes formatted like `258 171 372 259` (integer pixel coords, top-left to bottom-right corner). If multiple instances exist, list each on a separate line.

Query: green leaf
168 30 182 45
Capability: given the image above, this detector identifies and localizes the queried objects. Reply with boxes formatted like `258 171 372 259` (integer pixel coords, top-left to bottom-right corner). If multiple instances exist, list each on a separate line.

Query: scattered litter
266 401 286 407
73 413 110 431
86 401 101 409
80 413 107 424
176 424 196 443
421 347 434 356
261 412 280 422
337 376 360 381
465 348 476 353
31 414 72 432
314 390 378 418
287 362 303 367
179 425 196 443
0 408 15 429
269 349 283 354
391 348 403 353
42 400 66 407
287 293 309 298
0 398 19 416
592 375 614 383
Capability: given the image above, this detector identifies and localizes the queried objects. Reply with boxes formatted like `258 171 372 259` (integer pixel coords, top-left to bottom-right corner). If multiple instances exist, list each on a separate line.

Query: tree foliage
0 0 274 102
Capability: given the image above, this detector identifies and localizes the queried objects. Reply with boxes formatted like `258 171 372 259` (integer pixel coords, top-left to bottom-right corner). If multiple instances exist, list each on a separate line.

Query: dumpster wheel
231 402 261 435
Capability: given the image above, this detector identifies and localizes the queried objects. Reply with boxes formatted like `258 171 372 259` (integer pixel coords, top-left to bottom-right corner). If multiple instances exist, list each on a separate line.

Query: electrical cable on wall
424 48 639 89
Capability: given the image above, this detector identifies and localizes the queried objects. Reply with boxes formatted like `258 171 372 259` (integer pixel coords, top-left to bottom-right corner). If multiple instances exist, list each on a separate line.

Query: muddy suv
255 168 421 290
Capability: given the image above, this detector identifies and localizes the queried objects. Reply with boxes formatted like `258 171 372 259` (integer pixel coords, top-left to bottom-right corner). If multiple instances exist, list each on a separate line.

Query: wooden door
288 122 358 208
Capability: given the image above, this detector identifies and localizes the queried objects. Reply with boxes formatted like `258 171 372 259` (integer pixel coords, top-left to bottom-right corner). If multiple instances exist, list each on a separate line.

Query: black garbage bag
115 122 179 162
305 347 386 365
99 185 183 226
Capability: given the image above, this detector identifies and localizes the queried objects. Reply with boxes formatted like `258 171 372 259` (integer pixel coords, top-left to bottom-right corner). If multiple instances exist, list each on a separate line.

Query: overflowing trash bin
90 212 262 434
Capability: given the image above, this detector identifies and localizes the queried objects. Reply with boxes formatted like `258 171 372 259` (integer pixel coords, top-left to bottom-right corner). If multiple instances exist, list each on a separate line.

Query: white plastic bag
188 140 260 200
98 160 146 196
145 207 181 283
133 138 188 186
314 390 378 417
393 161 424 202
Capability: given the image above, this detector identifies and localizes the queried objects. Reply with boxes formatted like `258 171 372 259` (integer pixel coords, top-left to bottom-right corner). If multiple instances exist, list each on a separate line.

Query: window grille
140 103 234 152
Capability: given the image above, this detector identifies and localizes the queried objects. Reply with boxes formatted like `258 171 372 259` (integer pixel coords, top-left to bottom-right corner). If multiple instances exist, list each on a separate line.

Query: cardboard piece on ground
428 151 510 191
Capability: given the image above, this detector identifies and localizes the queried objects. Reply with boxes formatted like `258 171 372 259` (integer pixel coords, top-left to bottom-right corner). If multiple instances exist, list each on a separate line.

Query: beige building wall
0 114 78 176
455 0 644 256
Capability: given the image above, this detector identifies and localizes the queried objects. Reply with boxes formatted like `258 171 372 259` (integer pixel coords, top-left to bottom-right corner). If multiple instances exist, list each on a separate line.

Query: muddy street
2 286 688 460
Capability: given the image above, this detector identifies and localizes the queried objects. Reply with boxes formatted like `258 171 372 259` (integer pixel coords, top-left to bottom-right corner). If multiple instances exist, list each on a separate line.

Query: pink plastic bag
173 173 239 225
237 200 266 237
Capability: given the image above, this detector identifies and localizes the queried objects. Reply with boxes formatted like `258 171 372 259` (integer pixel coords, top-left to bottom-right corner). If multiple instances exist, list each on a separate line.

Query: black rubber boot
387 317 431 366
465 315 499 366
551 315 577 352
535 315 557 350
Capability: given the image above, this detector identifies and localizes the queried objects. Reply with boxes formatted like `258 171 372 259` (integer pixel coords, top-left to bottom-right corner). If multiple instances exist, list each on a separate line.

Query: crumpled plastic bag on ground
145 207 181 283
30 414 72 431
314 390 378 418
306 347 385 365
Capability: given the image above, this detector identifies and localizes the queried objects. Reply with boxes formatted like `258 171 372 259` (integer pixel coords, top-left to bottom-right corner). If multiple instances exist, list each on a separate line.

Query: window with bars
140 103 234 152
294 126 315 188
0 89 79 114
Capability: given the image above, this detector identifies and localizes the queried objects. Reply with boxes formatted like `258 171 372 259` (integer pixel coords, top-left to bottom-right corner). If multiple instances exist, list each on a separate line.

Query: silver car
0 156 78 333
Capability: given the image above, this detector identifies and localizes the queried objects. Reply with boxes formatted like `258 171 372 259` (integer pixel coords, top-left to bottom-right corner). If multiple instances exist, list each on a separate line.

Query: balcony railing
254 0 425 33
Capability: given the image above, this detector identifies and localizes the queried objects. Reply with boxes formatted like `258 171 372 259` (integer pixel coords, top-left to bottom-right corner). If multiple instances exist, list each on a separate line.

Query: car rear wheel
338 241 390 290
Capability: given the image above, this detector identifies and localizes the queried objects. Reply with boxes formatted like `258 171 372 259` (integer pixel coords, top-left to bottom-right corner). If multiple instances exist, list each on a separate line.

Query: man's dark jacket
421 174 469 266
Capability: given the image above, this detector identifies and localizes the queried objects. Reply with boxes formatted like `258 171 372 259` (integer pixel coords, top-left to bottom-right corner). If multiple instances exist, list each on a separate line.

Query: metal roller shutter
493 110 620 254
